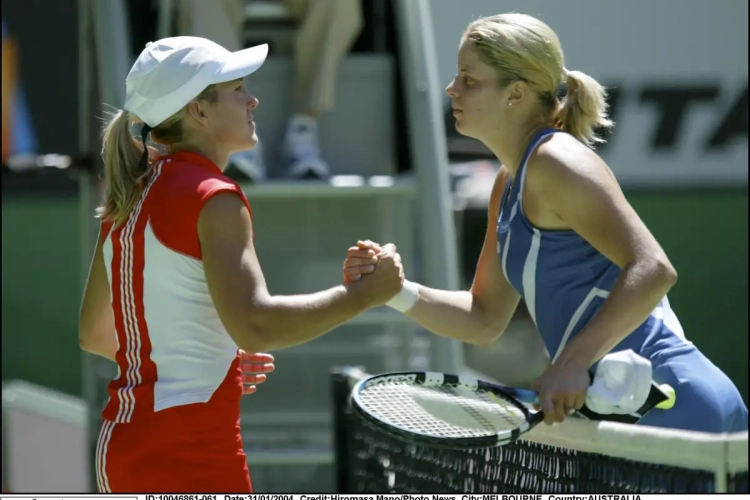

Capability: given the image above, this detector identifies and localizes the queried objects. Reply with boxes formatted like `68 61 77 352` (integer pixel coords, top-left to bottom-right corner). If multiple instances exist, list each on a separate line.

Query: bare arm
198 192 399 353
534 136 678 369
79 231 118 361
358 168 521 346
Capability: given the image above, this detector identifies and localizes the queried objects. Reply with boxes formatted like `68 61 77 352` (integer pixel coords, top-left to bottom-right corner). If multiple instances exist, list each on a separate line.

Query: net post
331 366 355 493
716 439 729 493
716 465 728 492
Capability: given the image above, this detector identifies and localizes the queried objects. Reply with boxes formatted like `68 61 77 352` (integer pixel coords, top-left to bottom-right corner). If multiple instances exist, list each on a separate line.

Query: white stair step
245 1 290 20
240 176 415 199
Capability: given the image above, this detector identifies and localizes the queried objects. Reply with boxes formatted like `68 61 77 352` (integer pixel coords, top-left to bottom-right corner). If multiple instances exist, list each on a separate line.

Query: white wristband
386 279 420 312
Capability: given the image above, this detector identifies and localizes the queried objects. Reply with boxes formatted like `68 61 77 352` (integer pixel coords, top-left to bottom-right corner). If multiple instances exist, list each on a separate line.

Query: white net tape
345 368 748 492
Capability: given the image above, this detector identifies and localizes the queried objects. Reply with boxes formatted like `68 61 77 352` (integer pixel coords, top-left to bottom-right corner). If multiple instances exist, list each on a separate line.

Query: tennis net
331 367 748 494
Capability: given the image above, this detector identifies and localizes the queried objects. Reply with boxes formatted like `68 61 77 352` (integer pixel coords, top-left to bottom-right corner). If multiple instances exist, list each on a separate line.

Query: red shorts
95 401 251 493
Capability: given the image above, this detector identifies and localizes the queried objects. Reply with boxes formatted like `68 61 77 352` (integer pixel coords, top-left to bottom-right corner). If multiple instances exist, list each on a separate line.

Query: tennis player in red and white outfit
78 36 404 493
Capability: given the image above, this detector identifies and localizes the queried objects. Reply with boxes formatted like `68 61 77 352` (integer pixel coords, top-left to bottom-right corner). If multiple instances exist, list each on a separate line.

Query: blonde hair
463 13 613 147
96 85 218 227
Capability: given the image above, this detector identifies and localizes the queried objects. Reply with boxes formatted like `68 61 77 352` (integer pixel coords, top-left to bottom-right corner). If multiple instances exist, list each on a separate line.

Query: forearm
79 310 118 362
79 330 118 362
249 285 368 351
557 259 677 368
405 285 502 346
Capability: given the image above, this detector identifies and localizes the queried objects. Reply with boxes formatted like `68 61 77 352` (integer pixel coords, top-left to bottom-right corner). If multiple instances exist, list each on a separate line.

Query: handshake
341 239 419 312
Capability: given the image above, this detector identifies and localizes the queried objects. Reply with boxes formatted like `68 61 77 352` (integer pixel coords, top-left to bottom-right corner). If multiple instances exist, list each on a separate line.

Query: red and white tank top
99 151 252 424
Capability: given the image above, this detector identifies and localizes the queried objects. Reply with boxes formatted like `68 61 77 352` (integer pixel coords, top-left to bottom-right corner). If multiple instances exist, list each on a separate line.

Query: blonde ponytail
96 84 219 226
96 110 150 227
558 70 613 148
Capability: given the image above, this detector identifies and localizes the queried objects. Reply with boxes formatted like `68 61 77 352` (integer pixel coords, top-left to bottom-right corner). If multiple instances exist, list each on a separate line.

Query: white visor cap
124 37 268 128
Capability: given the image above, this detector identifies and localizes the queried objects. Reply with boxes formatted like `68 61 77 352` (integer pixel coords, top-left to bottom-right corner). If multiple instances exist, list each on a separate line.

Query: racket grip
511 388 540 405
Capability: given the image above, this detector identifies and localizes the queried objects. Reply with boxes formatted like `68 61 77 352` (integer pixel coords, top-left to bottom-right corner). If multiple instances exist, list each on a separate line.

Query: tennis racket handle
507 388 540 405
507 382 674 411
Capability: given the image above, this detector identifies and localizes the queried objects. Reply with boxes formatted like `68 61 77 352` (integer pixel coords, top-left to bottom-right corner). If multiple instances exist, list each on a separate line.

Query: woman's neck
167 140 229 171
483 123 548 177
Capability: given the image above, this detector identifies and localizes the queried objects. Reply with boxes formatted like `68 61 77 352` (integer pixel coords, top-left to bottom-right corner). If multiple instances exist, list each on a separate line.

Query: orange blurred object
2 36 18 163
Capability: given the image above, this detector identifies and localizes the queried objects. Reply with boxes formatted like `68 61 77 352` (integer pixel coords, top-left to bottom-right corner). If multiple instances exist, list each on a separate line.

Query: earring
508 102 513 107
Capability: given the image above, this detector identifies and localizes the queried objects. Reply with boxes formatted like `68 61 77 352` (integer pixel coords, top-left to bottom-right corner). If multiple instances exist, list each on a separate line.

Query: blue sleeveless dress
496 128 747 432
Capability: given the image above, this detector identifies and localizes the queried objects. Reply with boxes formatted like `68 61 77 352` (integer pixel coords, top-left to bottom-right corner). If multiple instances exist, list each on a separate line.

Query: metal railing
393 0 464 374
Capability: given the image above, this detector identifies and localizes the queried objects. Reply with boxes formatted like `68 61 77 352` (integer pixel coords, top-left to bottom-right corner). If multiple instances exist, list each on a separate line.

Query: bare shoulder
494 164 512 192
198 191 252 243
201 189 248 213
488 165 512 217
527 133 620 198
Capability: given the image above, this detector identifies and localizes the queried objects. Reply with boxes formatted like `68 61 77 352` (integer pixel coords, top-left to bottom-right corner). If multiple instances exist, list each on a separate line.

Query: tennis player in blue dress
343 13 747 433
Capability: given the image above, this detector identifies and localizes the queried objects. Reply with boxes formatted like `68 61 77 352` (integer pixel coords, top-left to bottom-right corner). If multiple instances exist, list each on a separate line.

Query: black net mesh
729 472 748 493
332 370 748 494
